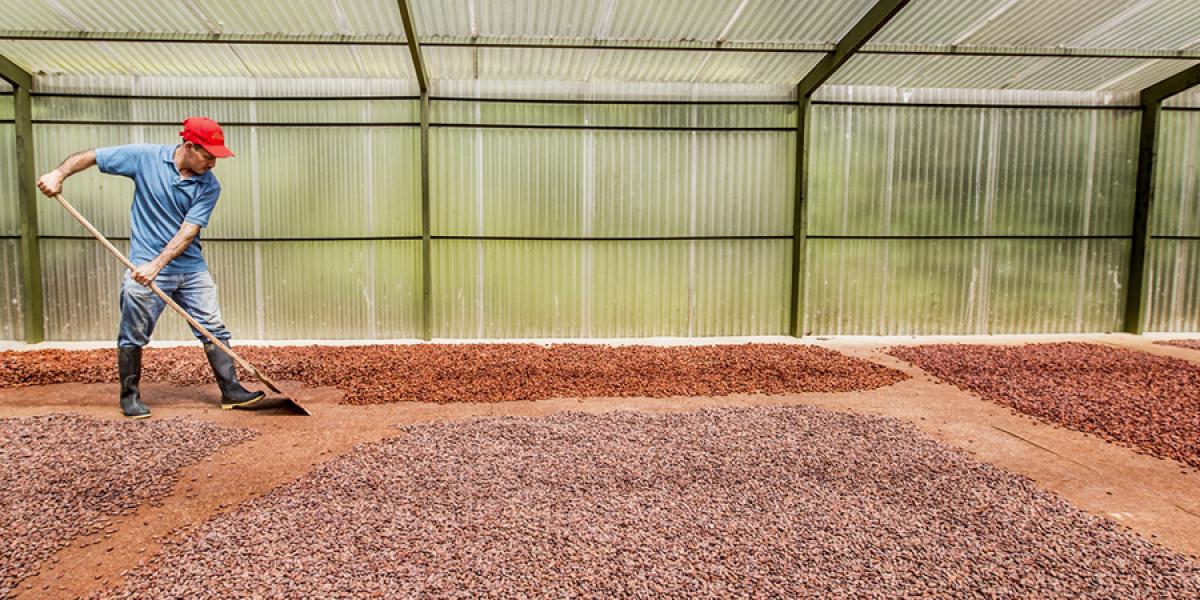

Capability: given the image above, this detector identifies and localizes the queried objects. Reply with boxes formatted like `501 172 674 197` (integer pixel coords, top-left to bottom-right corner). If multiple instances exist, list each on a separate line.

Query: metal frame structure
1124 64 1200 334
396 0 433 341
0 53 43 342
788 0 914 337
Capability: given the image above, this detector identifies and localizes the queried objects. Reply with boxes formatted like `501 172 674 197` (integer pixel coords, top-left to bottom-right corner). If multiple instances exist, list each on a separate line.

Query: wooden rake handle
51 193 284 395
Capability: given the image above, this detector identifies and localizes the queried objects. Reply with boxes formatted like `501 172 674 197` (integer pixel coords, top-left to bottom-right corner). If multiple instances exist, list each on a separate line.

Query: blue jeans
118 270 231 348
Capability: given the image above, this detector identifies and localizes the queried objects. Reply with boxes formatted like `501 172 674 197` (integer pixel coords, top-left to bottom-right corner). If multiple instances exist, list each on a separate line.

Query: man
36 117 264 419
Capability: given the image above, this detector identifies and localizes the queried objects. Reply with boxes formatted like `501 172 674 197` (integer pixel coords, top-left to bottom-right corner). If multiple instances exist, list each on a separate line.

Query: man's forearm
54 149 97 178
151 223 202 268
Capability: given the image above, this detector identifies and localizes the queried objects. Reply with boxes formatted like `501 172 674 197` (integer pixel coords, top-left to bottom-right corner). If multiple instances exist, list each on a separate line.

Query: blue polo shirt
95 144 220 274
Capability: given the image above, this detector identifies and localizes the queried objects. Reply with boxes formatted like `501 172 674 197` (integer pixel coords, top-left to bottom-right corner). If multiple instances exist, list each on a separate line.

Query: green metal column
420 92 432 340
1124 64 1200 333
1 53 44 343
1125 102 1160 334
787 0 913 337
788 94 811 337
15 85 44 342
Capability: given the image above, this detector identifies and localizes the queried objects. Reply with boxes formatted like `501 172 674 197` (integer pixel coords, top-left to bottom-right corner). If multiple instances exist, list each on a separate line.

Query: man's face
184 142 217 173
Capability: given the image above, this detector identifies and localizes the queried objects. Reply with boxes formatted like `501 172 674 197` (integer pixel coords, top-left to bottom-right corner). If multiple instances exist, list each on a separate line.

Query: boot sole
125 413 151 420
221 395 266 410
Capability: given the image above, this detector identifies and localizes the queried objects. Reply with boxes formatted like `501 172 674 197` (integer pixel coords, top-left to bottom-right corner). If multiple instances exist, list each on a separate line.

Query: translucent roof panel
874 0 1200 51
722 0 876 43
0 0 405 37
412 0 875 44
832 53 1200 93
425 46 823 85
0 0 206 33
0 40 416 80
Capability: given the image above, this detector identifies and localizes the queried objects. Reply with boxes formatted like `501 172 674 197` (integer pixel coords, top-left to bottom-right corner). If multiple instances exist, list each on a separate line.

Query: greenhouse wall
3 94 1198 340
1146 108 1200 332
805 104 1138 335
31 96 423 340
429 100 794 338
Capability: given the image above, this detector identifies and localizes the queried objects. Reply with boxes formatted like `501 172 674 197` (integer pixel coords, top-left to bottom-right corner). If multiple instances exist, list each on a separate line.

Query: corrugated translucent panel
232 45 415 79
0 41 416 81
0 0 404 36
190 0 404 36
815 85 1137 107
872 0 1016 46
254 127 421 238
604 0 748 41
1154 110 1200 237
0 239 23 341
432 100 796 128
431 128 583 237
725 0 876 43
415 0 873 44
0 0 204 32
434 238 784 338
40 239 421 340
424 46 818 84
433 239 586 338
35 124 140 237
430 78 794 103
875 0 1200 50
40 237 128 341
809 105 1137 236
33 123 419 239
692 131 794 236
1146 239 1200 332
0 123 18 236
0 40 246 78
33 75 419 98
33 97 419 124
1168 92 1200 109
831 54 1200 92
805 238 1129 335
592 131 691 237
431 127 792 237
691 239 791 336
256 241 422 339
0 94 11 118
430 100 795 128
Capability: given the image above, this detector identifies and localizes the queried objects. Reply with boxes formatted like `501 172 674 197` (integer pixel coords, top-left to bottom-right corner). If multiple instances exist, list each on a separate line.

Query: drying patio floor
0 334 1197 598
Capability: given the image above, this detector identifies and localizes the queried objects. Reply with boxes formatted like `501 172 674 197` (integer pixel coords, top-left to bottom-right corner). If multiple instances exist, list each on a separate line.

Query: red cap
180 117 234 158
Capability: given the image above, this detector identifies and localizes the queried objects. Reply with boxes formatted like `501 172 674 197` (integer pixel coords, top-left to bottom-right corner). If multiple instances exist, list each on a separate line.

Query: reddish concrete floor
1 335 1198 599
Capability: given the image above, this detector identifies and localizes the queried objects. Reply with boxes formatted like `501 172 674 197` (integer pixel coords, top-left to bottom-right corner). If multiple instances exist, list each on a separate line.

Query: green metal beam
395 0 428 92
1125 63 1200 333
1141 63 1200 105
0 52 31 88
2 54 44 342
789 0 913 337
419 92 432 340
796 0 915 97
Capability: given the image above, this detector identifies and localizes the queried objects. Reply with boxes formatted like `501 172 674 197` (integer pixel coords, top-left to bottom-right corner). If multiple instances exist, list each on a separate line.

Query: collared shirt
95 144 220 274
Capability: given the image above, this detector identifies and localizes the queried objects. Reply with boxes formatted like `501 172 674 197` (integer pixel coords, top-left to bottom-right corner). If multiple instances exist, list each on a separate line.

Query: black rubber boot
204 342 265 409
118 346 151 419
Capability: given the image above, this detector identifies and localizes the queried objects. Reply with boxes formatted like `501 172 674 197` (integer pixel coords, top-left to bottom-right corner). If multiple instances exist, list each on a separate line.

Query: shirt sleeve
95 144 155 178
184 182 221 228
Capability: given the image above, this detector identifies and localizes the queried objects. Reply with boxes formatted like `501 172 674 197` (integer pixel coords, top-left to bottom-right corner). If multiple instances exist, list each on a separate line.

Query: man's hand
132 260 164 287
36 170 65 197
